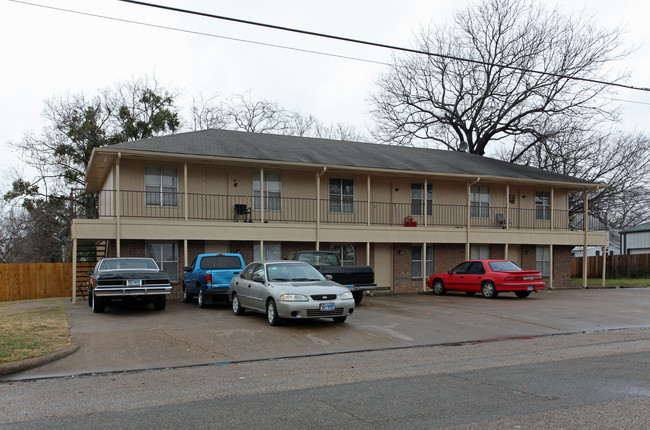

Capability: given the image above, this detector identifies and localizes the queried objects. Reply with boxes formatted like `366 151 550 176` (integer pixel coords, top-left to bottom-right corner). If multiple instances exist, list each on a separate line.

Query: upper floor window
470 186 490 218
329 178 354 213
535 191 551 220
253 173 282 211
145 166 177 207
411 183 433 216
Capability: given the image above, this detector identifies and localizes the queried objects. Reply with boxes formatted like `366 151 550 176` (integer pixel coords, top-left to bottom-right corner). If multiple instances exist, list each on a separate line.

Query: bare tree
370 0 628 156
190 92 368 141
507 125 650 229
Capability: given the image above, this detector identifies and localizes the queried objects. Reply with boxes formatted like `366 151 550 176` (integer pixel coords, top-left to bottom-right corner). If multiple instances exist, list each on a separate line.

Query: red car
426 260 545 299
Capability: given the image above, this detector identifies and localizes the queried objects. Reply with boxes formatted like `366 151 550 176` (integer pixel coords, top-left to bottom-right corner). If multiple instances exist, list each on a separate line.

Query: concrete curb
0 343 80 377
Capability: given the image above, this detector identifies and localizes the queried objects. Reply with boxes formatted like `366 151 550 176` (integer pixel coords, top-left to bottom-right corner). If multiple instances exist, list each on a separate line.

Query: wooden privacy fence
0 263 72 301
571 254 650 278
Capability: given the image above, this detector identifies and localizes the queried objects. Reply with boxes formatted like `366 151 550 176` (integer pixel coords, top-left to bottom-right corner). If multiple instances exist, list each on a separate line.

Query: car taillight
206 274 212 284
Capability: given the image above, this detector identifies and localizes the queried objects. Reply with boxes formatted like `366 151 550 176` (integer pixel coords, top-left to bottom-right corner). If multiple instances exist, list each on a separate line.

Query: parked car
284 250 376 304
426 260 545 299
182 253 246 308
87 257 172 313
229 261 355 325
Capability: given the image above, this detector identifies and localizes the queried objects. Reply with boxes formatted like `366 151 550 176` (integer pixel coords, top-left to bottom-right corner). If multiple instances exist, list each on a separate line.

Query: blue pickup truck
182 253 246 308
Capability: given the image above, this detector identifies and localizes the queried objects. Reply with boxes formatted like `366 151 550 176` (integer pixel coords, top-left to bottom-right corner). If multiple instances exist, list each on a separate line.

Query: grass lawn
570 278 650 288
0 298 71 363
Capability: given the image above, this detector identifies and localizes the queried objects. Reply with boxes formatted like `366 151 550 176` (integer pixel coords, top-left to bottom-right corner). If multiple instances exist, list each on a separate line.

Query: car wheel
198 288 207 308
515 291 531 298
333 316 347 323
266 299 282 326
88 288 93 307
432 279 446 295
231 293 245 315
153 295 166 311
92 293 105 313
352 291 364 304
182 285 193 303
481 281 498 299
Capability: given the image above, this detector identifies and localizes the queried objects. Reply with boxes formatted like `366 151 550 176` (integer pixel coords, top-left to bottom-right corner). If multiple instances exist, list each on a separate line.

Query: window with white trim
253 173 282 210
145 166 177 207
145 241 178 281
411 245 434 278
470 186 490 218
329 178 354 213
535 191 551 220
536 246 550 276
470 245 490 260
330 244 355 266
411 183 433 216
253 243 282 261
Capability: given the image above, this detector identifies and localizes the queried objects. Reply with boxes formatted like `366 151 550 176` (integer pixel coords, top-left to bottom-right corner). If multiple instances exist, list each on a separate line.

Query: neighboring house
620 222 650 254
71 129 607 298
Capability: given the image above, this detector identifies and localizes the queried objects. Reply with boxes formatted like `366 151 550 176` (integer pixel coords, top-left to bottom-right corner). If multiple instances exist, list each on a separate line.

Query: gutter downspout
316 167 327 250
466 177 480 259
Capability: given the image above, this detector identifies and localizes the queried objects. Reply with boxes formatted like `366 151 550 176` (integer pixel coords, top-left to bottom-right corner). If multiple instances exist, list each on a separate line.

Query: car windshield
488 261 522 272
99 258 159 271
267 263 326 282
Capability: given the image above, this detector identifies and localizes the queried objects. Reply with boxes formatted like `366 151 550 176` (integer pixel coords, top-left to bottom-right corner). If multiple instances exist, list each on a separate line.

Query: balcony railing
87 190 578 230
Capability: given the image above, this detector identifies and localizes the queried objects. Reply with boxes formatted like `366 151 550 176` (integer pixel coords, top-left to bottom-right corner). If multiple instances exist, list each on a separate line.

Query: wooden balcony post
71 238 77 304
116 152 121 257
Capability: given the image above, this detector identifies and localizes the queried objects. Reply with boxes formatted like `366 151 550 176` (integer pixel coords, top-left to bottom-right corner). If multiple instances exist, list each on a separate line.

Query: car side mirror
183 266 191 272
86 271 93 276
448 270 454 275
325 274 333 280
253 275 265 283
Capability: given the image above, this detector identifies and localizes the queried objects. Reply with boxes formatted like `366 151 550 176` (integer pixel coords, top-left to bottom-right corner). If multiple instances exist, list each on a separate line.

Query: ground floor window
412 245 433 278
470 244 490 260
254 242 282 261
145 241 178 281
536 246 550 276
330 244 355 266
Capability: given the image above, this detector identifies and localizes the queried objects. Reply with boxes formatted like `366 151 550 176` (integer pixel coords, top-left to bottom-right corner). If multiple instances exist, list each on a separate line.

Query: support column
422 243 427 292
71 238 78 303
116 153 121 257
549 244 554 289
260 167 265 224
582 190 589 288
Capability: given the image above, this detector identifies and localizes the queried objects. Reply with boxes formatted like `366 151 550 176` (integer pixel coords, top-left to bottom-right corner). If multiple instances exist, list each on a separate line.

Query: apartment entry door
374 243 393 291
202 169 228 220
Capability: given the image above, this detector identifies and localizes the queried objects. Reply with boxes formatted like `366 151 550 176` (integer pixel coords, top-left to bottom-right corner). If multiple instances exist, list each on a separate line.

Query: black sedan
87 257 172 313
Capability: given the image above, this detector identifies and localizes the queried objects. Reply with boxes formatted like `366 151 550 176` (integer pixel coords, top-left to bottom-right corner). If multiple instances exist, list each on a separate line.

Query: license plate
523 276 534 281
320 302 335 311
527 286 534 291
127 279 142 287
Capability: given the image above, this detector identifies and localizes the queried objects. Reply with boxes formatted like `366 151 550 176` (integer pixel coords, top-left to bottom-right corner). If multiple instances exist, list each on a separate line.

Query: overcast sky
2 0 649 190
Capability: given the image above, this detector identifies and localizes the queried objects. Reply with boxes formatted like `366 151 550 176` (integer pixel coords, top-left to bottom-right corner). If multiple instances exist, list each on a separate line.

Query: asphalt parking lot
7 287 650 380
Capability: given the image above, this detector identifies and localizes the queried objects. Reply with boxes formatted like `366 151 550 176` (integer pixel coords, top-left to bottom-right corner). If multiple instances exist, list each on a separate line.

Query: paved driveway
8 287 650 380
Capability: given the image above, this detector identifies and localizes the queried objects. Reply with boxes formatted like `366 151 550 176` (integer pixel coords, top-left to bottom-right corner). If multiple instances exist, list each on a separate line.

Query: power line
119 0 650 93
10 0 650 96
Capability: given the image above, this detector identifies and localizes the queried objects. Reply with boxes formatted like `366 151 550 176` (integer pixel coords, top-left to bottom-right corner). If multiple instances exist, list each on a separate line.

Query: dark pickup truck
284 251 376 304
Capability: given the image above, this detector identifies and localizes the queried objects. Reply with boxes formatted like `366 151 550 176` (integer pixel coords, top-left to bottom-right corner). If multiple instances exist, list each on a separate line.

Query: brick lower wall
105 239 574 296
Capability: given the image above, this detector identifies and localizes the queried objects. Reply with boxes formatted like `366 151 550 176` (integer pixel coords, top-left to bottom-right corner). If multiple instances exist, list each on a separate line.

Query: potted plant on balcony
404 215 417 227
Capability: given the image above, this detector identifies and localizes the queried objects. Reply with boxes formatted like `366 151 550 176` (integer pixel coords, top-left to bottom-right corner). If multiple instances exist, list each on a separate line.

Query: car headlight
340 291 353 300
280 294 309 302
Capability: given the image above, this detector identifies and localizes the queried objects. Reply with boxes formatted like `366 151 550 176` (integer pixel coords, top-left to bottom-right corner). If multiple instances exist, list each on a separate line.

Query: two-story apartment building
72 129 606 299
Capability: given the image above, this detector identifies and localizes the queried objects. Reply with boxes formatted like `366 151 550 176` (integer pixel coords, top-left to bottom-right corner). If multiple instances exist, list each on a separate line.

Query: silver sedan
229 261 355 325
